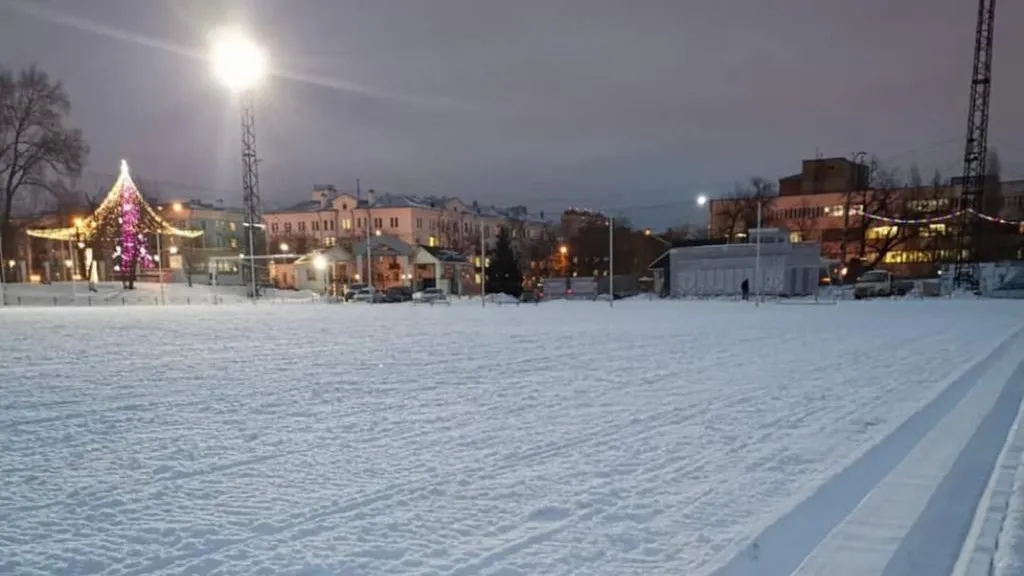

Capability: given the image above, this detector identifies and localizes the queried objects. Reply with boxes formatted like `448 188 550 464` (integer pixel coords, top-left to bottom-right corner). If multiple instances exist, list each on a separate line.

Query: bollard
53 296 58 306
122 296 126 306
17 296 22 306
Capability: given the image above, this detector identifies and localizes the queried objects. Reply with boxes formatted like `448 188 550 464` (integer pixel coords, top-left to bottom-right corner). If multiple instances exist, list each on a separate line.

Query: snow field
1 299 1024 575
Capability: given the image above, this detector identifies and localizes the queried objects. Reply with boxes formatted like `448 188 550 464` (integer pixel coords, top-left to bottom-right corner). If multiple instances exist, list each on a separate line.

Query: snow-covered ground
1 299 1023 575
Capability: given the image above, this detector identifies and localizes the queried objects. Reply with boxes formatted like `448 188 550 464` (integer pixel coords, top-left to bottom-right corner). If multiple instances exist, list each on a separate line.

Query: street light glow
696 194 708 207
313 254 327 271
279 242 289 252
209 27 268 93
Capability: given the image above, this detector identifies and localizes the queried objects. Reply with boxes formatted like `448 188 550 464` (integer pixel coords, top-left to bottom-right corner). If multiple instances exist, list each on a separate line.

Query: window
866 225 898 240
789 231 802 243
428 235 438 247
356 218 363 229
271 223 279 233
389 217 399 228
284 223 292 233
373 217 383 229
416 218 423 229
229 238 238 249
298 222 306 232
341 218 352 230
312 221 320 231
229 222 237 232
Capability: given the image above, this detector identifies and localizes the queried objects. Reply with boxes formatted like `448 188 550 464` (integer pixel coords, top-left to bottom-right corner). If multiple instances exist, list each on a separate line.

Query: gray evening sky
1 0 1022 228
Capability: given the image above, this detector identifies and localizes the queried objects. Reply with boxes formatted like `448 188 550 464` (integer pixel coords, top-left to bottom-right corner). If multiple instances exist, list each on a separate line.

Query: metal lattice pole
952 0 997 291
240 89 264 299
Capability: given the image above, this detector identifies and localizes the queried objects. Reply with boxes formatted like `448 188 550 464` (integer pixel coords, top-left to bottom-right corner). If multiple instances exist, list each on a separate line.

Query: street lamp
210 26 269 300
279 242 289 253
644 228 672 247
696 194 708 207
313 253 328 294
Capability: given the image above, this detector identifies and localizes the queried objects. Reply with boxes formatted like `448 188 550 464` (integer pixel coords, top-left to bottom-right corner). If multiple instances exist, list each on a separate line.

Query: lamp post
841 151 867 285
608 216 614 308
210 26 269 300
156 233 164 305
0 233 6 306
754 200 761 306
313 253 328 296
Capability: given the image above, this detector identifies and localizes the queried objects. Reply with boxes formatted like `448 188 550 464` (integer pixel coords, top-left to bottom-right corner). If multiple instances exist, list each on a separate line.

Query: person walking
741 278 750 301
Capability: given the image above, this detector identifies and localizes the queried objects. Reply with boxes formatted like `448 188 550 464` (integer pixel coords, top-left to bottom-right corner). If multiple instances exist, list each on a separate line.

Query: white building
657 228 823 298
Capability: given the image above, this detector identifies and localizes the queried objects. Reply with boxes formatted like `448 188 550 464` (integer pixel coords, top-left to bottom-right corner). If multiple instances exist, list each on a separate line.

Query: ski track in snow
1 300 1023 575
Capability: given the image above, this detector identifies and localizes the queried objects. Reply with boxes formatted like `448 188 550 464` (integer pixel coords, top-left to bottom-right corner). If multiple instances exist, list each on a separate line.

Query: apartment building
154 200 248 277
264 186 550 256
709 157 1024 278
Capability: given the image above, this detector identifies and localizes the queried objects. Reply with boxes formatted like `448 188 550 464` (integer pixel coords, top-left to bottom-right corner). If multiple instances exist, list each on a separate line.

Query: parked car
385 286 413 303
854 270 914 299
351 287 384 303
412 287 448 304
344 283 368 301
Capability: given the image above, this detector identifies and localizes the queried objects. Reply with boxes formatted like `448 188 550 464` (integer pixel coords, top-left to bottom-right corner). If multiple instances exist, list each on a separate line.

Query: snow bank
0 282 319 306
958 372 1024 576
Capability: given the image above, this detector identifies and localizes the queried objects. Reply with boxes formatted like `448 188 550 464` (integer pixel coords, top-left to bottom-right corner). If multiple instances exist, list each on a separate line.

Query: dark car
385 286 413 303
520 290 540 303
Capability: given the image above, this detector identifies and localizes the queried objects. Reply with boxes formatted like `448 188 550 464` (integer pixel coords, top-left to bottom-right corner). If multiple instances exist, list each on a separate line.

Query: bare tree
908 163 923 188
1 66 89 278
712 177 776 241
915 173 955 269
853 158 914 269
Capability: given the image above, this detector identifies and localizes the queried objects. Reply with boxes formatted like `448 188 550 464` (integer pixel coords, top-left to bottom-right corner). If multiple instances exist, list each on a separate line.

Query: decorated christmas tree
27 160 202 288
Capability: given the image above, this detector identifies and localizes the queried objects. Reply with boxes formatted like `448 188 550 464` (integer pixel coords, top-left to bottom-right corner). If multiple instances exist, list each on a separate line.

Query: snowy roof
418 246 470 264
351 235 415 256
265 190 551 225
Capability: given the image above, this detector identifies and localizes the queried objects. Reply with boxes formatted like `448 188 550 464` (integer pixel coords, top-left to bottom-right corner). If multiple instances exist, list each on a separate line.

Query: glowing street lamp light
209 26 269 301
279 242 289 253
696 194 708 207
209 28 268 94
312 253 328 295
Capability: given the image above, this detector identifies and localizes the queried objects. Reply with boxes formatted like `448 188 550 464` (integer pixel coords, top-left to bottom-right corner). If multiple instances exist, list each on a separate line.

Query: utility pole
608 215 614 308
480 217 486 307
842 151 867 284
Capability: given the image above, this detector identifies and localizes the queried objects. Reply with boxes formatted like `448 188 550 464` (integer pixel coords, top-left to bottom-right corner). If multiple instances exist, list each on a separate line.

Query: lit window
229 222 237 232
341 219 352 230
428 236 438 247
789 231 802 243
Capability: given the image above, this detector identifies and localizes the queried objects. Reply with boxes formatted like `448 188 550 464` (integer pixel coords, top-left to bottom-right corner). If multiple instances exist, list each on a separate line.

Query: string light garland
852 208 1024 227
